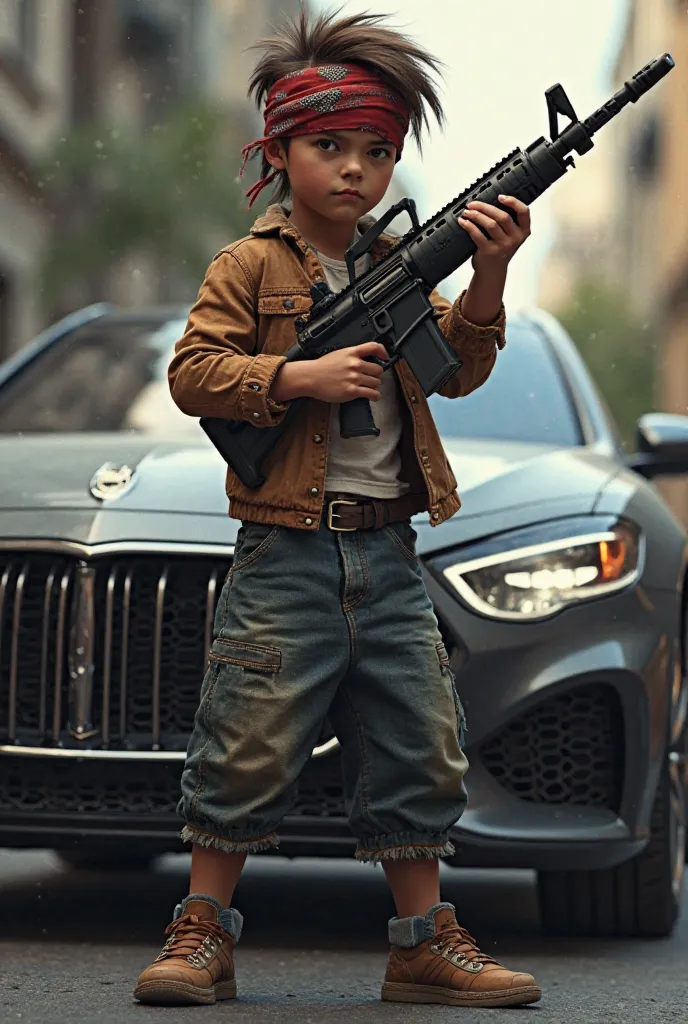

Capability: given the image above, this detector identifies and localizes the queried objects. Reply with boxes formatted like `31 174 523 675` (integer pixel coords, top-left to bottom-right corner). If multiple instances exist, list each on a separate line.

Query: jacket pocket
209 636 282 674
255 291 313 358
257 290 312 316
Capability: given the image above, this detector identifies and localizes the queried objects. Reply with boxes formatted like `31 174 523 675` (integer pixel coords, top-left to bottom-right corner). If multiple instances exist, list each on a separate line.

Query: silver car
0 303 687 939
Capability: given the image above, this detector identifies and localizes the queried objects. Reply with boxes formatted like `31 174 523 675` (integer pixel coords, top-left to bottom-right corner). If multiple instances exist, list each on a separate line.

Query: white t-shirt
315 245 409 498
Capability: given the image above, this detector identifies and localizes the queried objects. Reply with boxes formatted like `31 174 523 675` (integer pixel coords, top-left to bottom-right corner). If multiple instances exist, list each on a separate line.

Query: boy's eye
316 138 338 151
370 147 392 160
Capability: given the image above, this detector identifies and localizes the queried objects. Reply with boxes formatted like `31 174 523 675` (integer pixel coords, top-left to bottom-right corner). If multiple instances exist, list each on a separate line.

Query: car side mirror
627 412 688 478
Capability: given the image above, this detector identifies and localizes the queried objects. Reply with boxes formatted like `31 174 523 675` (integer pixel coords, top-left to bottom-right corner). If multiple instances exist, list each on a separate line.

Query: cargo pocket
209 636 282 674
436 640 467 750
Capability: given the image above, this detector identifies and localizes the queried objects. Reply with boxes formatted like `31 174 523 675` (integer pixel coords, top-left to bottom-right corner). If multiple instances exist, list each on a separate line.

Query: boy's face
265 129 397 224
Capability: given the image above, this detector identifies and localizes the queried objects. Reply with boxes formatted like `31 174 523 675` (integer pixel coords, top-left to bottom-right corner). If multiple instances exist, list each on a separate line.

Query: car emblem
90 462 136 501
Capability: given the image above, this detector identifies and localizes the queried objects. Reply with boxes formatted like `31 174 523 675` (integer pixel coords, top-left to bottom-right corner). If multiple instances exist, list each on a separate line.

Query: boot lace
155 914 227 966
431 923 499 972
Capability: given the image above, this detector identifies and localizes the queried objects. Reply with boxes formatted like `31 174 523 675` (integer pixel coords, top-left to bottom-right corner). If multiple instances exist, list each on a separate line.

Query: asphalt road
0 849 686 1024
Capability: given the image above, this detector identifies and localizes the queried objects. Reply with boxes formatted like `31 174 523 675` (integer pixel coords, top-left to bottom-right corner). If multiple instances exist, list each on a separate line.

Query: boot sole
134 978 237 1006
381 981 542 1008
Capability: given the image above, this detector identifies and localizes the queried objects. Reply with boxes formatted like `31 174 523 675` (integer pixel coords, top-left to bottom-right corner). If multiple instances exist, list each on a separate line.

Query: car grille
480 684 624 811
0 751 347 819
0 547 232 750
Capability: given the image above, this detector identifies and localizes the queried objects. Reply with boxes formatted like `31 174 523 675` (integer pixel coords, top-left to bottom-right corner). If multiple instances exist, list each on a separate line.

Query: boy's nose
341 159 363 177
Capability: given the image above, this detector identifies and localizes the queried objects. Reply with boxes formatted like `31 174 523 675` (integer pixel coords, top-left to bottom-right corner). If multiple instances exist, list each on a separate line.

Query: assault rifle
201 53 674 488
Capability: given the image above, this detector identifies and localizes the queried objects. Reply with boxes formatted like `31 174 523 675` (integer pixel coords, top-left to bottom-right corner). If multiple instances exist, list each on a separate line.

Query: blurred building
536 142 618 313
538 0 688 521
540 0 683 361
538 0 674 316
0 0 305 358
0 0 73 358
612 1 688 430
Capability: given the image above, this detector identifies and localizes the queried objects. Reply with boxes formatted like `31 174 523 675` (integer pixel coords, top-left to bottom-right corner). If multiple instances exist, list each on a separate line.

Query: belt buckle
327 499 359 531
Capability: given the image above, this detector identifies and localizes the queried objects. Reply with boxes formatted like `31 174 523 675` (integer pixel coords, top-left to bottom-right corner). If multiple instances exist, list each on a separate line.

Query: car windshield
0 315 582 445
428 319 582 445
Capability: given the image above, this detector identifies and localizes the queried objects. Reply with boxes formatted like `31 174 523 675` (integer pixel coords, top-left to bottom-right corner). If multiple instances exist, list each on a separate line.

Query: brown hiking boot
133 894 242 1006
382 903 541 1008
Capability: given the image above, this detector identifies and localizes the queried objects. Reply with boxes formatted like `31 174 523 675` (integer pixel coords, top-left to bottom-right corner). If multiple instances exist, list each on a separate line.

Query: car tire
538 747 686 938
56 846 157 872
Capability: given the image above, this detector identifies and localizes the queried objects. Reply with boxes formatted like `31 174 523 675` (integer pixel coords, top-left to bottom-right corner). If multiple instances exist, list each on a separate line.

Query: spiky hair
245 5 445 204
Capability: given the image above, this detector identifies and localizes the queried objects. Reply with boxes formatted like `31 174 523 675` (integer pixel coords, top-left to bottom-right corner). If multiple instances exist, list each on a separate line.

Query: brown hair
246 4 445 204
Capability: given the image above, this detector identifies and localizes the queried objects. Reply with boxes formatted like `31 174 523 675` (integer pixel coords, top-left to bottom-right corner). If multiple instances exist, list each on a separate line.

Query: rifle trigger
372 308 394 333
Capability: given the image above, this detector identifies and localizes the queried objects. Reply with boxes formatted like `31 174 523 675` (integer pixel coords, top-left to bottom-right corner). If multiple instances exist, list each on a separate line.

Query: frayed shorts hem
355 835 455 865
180 824 280 854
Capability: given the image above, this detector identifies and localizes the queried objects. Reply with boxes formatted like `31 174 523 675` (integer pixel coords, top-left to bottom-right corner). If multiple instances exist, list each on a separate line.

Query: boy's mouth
335 188 364 199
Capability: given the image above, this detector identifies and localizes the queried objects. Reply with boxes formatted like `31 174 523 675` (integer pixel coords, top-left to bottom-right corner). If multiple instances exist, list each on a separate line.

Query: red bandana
240 63 410 207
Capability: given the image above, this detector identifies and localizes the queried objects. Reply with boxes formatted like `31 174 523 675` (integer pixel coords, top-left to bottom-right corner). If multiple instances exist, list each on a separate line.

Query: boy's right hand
271 341 388 404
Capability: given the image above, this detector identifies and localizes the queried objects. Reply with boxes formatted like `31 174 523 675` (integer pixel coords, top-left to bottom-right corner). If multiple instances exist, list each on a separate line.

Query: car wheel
538 754 685 937
538 651 688 938
56 846 157 871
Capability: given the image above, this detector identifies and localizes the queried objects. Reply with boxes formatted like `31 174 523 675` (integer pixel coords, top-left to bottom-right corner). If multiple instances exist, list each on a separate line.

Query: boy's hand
306 341 388 403
458 195 531 273
271 341 388 404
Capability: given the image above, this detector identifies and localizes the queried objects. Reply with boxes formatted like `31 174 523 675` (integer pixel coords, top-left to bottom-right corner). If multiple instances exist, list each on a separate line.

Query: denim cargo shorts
178 518 469 863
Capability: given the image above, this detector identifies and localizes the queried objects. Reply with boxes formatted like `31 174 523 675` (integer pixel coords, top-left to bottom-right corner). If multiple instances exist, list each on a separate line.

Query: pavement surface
0 849 686 1023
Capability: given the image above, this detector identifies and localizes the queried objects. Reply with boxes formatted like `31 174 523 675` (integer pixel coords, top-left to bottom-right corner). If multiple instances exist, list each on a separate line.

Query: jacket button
410 394 418 404
249 382 261 391
283 298 295 309
431 511 439 520
252 412 261 419
305 517 314 525
310 486 319 496
313 433 323 444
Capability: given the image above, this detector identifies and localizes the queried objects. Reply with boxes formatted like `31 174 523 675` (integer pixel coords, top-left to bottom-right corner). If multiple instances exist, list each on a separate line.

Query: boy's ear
264 138 288 171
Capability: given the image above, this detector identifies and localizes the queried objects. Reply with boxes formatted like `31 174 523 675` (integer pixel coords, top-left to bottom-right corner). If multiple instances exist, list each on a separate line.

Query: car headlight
440 520 641 621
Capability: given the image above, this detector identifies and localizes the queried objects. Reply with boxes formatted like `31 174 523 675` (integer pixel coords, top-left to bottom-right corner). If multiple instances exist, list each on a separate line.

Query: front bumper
0 570 675 872
0 759 648 871
425 564 677 870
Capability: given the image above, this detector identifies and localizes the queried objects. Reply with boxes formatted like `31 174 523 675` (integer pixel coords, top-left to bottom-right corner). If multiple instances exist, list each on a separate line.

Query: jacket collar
250 203 397 262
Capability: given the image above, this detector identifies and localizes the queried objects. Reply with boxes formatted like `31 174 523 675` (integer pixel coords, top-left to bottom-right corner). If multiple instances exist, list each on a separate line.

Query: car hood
0 433 230 515
0 432 616 532
440 436 614 517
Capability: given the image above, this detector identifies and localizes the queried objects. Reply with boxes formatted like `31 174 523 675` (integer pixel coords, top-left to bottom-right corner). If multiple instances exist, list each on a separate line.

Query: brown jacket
168 204 506 529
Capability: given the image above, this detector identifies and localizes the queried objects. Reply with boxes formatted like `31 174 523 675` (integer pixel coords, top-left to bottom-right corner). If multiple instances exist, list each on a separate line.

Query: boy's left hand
458 195 531 273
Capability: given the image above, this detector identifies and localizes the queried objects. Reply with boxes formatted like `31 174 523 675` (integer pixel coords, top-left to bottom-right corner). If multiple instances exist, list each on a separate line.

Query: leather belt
324 492 421 531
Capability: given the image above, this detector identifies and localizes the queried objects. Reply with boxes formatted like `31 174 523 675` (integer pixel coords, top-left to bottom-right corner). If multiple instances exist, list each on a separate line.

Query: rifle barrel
583 53 674 138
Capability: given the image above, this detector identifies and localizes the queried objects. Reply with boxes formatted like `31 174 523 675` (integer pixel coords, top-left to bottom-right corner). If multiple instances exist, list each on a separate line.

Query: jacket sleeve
168 249 290 426
429 288 506 399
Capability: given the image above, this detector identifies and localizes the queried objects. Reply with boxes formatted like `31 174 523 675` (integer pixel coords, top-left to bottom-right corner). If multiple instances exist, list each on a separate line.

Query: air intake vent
480 684 623 810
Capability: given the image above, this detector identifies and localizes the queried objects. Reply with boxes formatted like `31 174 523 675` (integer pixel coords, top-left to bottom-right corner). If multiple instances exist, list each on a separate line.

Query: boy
134 6 538 1010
